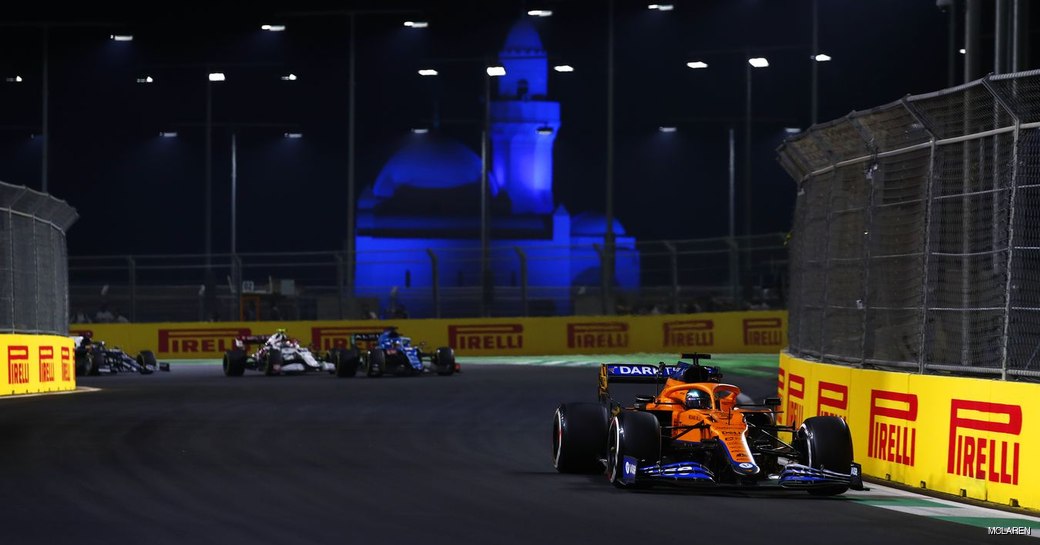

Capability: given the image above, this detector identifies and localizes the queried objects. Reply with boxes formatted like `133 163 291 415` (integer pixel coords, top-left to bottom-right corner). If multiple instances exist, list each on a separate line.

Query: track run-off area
0 354 1037 544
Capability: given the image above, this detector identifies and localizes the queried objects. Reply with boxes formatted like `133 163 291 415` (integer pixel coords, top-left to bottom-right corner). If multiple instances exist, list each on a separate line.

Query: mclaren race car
341 327 458 377
552 353 863 495
73 334 171 376
222 329 357 377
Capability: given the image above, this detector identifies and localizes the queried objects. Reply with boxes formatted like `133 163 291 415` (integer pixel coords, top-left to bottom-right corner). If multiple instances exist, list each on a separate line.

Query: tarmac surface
0 359 1035 544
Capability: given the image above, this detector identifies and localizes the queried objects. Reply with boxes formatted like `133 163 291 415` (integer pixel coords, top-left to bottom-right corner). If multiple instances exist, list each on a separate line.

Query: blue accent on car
639 461 716 482
377 329 425 372
778 464 853 489
622 456 638 484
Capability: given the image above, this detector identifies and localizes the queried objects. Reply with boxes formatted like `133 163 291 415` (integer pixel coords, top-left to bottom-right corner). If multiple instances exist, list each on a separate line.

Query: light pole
280 8 424 318
604 0 616 315
418 60 504 317
0 21 128 193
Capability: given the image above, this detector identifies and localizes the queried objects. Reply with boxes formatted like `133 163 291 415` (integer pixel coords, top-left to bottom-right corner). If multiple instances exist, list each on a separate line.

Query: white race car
221 329 357 377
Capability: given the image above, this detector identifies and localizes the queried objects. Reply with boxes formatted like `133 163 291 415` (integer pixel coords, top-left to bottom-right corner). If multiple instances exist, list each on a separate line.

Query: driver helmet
685 389 712 410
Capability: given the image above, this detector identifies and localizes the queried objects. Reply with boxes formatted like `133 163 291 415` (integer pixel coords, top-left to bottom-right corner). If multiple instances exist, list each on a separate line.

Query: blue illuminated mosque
355 19 638 316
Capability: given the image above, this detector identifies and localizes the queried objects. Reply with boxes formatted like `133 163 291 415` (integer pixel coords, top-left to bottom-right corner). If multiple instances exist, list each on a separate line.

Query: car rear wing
236 335 273 346
351 333 381 342
597 353 717 403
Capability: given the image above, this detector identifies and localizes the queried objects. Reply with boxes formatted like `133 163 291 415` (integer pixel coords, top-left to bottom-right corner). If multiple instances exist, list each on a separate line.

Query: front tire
552 403 609 473
606 411 661 488
366 349 385 377
797 416 853 496
262 350 283 376
137 350 158 373
434 347 455 376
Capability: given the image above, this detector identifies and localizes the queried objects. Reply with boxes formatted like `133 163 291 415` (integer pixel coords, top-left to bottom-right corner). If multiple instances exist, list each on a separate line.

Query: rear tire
333 348 359 377
552 402 609 473
367 349 385 377
223 350 246 377
797 416 853 496
434 347 455 376
74 348 96 377
606 411 661 489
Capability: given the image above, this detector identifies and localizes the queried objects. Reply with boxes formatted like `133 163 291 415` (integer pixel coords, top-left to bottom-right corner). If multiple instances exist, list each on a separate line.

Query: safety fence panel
777 70 1040 379
0 181 78 335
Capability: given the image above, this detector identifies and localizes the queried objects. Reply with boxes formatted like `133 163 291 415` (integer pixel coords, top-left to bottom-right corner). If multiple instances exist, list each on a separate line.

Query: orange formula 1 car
552 353 863 495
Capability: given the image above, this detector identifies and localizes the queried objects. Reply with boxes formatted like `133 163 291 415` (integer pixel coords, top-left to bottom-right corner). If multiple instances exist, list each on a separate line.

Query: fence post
663 241 679 314
427 248 439 318
335 252 345 320
985 76 1021 381
902 96 937 375
513 246 528 317
593 243 607 314
232 254 243 321
127 256 136 323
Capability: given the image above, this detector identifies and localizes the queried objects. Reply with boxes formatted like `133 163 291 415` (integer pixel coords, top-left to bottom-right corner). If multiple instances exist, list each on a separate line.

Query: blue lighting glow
355 18 638 317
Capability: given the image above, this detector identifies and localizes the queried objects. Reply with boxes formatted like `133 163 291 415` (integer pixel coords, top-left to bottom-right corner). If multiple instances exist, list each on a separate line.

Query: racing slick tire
434 347 455 376
262 350 283 376
223 350 246 377
366 349 385 377
797 416 853 496
75 348 99 377
137 350 158 374
333 348 360 378
552 402 609 474
607 411 662 489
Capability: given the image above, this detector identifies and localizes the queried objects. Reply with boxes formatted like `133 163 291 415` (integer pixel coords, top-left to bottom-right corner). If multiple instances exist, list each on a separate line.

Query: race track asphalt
0 361 1033 545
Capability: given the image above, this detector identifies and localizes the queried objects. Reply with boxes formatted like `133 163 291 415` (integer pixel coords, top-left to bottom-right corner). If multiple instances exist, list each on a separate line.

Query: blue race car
347 327 458 377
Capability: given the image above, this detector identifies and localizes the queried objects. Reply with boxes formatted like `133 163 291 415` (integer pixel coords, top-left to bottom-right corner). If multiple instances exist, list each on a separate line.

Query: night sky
0 1 1019 256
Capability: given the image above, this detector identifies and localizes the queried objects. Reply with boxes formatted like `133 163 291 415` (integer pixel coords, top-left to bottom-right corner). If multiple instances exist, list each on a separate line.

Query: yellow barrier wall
0 334 76 396
779 352 1038 511
70 311 787 359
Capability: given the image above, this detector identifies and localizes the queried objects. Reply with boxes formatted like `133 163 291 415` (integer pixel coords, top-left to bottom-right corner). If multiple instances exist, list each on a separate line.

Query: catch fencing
777 69 1040 379
68 234 788 323
0 181 79 335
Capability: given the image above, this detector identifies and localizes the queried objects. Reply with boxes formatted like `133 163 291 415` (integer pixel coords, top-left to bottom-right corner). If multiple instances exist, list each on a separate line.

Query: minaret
490 19 560 215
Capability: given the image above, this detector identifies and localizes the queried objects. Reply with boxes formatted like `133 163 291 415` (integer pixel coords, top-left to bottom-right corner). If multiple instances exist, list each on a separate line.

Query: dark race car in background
339 327 458 377
73 335 170 376
222 329 357 377
552 353 863 495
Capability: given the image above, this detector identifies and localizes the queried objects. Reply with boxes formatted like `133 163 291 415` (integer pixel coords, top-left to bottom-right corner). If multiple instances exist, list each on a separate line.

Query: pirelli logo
7 345 30 385
947 400 1021 485
311 326 387 351
38 346 55 383
817 381 848 419
663 320 714 348
61 346 72 382
743 317 783 346
868 390 917 467
786 372 804 427
158 328 251 353
567 322 628 349
777 367 786 396
448 324 523 350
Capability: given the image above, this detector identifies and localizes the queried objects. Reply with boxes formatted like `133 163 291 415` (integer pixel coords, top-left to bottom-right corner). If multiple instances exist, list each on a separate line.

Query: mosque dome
501 19 544 56
372 135 494 198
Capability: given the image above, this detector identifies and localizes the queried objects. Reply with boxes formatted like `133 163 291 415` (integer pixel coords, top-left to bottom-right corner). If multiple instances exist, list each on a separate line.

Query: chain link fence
0 181 79 335
68 234 788 323
778 69 1040 380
